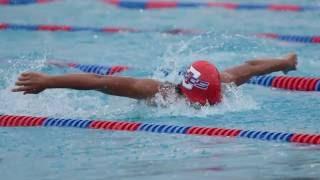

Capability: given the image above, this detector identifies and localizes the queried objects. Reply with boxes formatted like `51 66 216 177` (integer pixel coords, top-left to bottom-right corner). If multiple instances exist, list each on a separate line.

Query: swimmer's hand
12 72 49 94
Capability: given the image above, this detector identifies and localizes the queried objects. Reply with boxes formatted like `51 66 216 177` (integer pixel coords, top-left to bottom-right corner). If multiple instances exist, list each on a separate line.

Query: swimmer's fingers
21 72 34 77
17 72 33 82
11 86 34 93
23 89 43 95
12 87 43 94
15 80 32 86
18 75 30 81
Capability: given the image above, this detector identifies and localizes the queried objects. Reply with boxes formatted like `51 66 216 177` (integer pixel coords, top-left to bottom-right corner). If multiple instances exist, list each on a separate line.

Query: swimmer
12 53 297 106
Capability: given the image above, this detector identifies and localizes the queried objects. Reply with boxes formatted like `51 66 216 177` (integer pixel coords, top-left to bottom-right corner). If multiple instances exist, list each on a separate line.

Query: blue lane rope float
1 23 319 44
0 0 56 5
103 0 320 12
48 61 320 92
0 115 319 145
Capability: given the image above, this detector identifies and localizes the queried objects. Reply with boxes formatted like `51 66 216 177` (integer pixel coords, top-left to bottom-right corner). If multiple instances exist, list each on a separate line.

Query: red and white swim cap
180 60 222 105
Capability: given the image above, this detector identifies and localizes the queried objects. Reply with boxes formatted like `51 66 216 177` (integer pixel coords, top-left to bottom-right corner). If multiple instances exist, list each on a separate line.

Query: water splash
147 37 259 118
145 83 258 118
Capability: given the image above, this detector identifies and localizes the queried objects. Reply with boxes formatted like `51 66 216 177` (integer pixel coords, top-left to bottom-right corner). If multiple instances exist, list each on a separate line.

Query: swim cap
180 60 221 105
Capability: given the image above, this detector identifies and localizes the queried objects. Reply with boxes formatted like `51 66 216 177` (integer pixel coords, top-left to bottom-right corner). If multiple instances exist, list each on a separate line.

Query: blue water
0 0 320 179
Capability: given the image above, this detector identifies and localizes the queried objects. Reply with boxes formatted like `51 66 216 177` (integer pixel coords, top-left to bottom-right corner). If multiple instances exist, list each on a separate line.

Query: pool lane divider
1 23 319 44
256 33 320 44
103 0 320 12
2 0 319 12
0 114 319 145
68 63 128 75
0 0 56 5
47 61 129 75
247 75 320 92
0 23 200 35
47 61 320 92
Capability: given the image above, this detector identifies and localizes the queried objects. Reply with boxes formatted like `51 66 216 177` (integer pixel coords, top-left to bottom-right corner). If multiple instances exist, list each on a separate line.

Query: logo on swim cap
182 66 209 90
180 60 222 106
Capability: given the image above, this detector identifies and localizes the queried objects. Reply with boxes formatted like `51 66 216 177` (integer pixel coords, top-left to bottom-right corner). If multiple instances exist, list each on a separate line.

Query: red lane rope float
48 61 320 92
102 0 320 12
187 126 241 137
90 120 141 131
0 115 45 127
1 23 320 44
0 0 56 5
1 114 320 145
291 134 320 144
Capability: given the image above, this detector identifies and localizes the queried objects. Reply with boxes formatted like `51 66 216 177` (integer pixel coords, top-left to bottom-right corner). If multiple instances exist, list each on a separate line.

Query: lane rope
103 0 320 12
256 33 320 44
0 22 200 35
247 75 320 92
48 61 320 92
1 23 319 44
2 0 320 13
0 114 319 145
0 0 56 5
47 61 129 75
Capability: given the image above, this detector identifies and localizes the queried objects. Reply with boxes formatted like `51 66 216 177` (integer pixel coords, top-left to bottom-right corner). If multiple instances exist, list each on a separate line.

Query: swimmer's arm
12 72 161 99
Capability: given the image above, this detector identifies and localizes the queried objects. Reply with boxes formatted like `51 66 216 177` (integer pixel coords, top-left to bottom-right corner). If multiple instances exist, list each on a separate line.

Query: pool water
0 0 320 179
